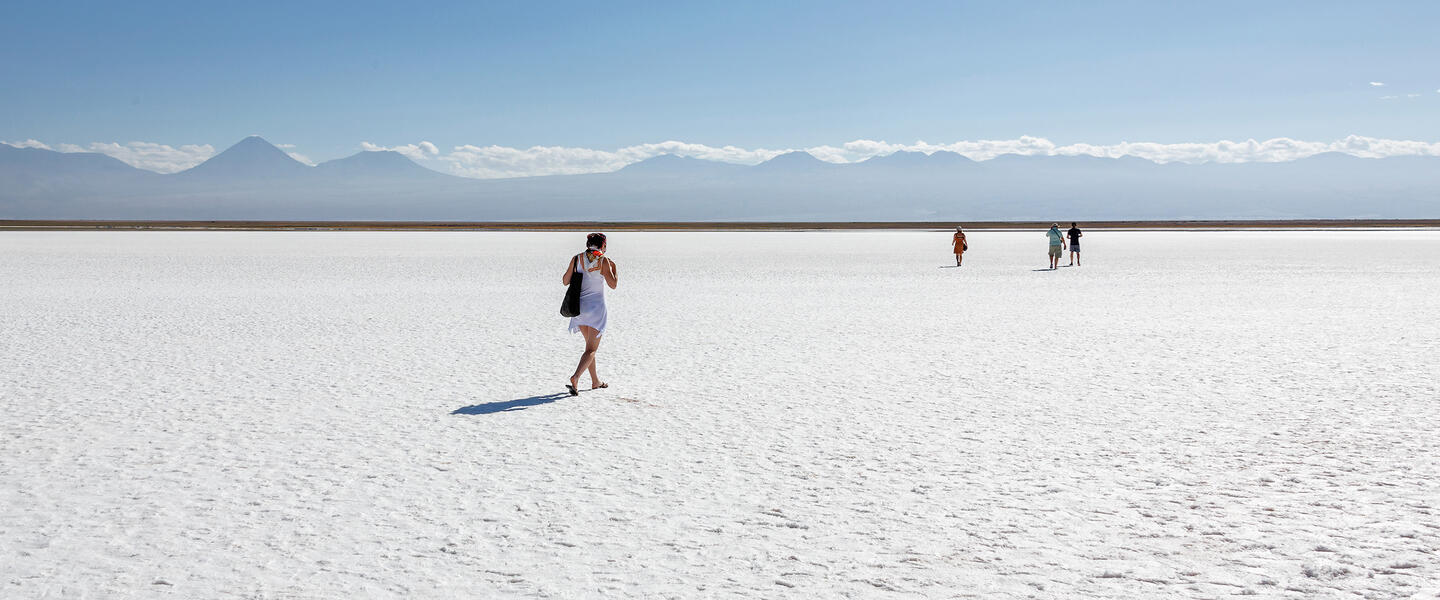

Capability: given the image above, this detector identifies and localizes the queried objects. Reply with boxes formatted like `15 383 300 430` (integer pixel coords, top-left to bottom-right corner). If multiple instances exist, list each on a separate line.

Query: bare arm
562 255 576 285
602 258 618 289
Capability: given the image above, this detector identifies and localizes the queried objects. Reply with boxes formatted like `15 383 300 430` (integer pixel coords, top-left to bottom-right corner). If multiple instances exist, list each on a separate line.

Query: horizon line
5 218 1440 232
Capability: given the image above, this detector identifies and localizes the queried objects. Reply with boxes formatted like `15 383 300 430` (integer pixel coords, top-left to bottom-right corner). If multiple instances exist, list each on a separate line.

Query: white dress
568 253 608 336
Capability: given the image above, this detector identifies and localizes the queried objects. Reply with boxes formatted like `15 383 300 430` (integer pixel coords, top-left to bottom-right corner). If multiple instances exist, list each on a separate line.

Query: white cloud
1052 135 1440 163
5 139 324 171
271 143 316 165
1370 81 1385 86
285 151 316 166
805 136 1062 163
2 139 53 150
1380 95 1398 100
361 140 441 163
45 141 215 173
783 135 1440 165
429 141 787 178
1406 93 1421 98
406 135 1440 177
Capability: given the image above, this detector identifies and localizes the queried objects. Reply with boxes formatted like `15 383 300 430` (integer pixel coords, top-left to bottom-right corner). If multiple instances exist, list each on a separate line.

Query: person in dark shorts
1067 222 1083 266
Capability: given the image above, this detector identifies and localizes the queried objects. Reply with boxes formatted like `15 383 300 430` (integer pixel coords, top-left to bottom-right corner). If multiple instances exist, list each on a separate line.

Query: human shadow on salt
452 392 569 415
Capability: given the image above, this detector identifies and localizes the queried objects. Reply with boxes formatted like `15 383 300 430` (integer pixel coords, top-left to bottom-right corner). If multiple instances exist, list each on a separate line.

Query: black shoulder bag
560 254 583 317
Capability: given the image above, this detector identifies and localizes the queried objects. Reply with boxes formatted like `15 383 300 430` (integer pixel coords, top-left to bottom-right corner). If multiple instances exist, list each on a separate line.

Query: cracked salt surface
2 229 1438 598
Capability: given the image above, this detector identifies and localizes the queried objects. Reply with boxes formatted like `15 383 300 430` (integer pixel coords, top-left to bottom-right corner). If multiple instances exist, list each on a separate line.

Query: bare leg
954 253 961 266
570 326 602 389
587 347 604 389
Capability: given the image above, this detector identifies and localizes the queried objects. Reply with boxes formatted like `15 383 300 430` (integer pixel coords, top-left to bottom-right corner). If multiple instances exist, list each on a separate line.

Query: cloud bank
382 135 1440 178
2 140 215 173
4 139 52 150
361 141 439 163
9 135 1440 178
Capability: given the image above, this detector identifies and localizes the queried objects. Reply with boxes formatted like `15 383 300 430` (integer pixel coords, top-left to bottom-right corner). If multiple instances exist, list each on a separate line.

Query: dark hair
586 232 606 248
1070 222 1077 227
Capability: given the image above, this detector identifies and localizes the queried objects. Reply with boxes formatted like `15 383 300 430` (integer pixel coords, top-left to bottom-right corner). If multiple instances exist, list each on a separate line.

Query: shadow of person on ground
452 392 569 415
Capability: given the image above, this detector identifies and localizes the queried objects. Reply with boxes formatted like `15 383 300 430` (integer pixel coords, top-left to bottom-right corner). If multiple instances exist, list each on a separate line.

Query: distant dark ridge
3 219 1438 231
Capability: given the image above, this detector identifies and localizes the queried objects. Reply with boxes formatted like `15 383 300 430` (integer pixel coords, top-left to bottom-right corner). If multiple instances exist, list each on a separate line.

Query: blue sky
2 1 1437 175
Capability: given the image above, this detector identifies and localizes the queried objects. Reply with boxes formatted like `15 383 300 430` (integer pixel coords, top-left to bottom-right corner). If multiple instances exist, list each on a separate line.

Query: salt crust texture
2 230 1438 599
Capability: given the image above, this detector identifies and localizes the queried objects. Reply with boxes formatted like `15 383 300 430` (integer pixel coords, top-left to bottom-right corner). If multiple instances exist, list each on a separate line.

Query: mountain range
3 136 1438 220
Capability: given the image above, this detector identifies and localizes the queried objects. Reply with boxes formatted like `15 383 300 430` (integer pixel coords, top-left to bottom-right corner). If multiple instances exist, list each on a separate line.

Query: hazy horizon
6 134 1439 221
8 133 1440 180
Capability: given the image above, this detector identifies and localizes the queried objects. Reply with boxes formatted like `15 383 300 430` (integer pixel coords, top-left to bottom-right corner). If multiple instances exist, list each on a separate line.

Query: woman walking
563 232 618 396
951 226 967 266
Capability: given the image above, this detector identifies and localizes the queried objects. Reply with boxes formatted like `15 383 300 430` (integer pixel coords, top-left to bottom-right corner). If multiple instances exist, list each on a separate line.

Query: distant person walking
1046 223 1066 270
951 226 968 266
1067 222 1083 266
563 232 618 396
